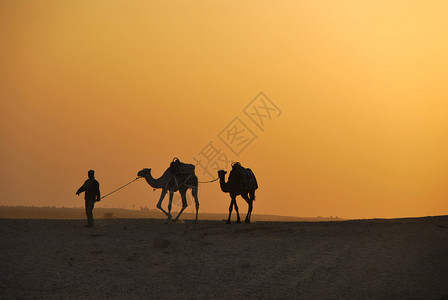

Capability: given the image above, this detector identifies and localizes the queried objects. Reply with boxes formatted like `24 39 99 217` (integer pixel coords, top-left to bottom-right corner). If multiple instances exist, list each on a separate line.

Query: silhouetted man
76 170 101 228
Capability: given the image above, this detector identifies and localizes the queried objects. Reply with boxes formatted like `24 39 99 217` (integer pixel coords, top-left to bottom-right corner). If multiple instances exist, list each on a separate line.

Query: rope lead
99 175 219 199
100 177 141 200
198 177 219 184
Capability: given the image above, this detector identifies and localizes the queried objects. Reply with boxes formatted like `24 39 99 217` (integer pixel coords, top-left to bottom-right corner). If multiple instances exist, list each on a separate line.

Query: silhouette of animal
138 158 199 223
218 162 258 224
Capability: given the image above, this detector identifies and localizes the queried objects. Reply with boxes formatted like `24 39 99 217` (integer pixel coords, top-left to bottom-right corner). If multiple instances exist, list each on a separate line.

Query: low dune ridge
1 216 448 299
0 206 343 222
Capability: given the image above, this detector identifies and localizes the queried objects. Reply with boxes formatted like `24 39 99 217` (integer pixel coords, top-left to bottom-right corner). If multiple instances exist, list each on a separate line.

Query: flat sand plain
1 216 448 299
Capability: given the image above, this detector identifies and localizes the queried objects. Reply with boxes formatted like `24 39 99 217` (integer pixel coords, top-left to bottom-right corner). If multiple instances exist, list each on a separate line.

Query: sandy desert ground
1 216 448 299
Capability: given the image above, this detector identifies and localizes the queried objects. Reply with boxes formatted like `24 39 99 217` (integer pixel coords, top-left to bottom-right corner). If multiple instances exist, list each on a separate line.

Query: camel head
137 168 151 178
217 170 227 178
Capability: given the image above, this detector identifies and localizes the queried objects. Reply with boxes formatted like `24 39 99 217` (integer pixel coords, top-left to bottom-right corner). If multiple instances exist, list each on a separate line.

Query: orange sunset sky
1 1 447 219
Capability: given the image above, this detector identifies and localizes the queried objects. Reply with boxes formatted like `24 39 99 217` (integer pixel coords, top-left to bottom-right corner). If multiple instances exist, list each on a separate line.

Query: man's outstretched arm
76 180 90 195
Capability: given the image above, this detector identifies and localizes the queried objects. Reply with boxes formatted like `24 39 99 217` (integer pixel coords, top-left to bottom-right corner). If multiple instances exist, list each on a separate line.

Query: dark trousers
85 199 95 227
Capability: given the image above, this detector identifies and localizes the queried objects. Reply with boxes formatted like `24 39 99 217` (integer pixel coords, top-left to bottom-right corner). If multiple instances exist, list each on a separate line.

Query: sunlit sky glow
1 1 447 219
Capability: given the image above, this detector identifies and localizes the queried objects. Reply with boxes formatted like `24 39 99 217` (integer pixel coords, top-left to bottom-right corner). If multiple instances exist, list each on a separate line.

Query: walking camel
218 162 258 224
137 158 199 223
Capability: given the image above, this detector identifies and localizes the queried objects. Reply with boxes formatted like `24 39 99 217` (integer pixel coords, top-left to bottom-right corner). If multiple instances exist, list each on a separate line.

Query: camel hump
243 168 258 191
229 163 258 191
170 158 196 176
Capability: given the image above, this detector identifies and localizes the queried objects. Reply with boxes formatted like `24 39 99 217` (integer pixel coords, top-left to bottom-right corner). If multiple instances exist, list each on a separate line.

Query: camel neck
145 169 172 189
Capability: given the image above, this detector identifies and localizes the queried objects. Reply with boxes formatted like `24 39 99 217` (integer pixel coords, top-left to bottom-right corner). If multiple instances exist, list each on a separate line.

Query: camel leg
192 187 199 223
242 192 253 223
156 189 171 219
167 191 174 221
248 190 256 222
173 191 188 222
227 196 240 224
235 198 241 223
247 190 256 222
226 198 234 224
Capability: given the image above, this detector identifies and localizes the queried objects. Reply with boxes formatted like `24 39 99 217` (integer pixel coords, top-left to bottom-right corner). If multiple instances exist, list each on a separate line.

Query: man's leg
85 199 95 227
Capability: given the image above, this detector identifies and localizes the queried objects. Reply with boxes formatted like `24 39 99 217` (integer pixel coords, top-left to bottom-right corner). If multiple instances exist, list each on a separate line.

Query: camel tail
249 190 256 201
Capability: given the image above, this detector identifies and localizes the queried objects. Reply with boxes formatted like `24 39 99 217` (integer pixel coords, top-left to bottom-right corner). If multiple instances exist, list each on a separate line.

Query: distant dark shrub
102 212 116 219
